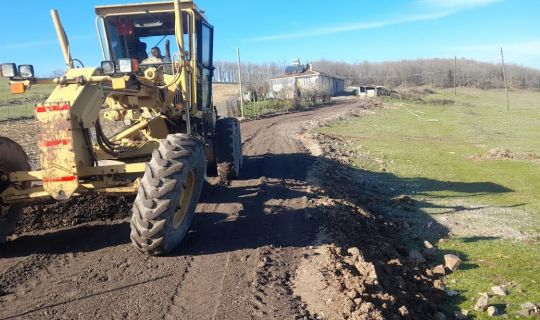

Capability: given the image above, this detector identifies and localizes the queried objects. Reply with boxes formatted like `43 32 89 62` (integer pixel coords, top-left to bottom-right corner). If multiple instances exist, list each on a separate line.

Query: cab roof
95 1 205 19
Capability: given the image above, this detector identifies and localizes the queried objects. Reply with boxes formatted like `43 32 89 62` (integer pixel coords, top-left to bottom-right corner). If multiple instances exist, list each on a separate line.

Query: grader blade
35 102 79 200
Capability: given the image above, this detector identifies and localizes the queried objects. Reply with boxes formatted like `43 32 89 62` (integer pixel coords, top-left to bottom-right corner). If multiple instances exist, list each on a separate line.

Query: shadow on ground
0 150 514 318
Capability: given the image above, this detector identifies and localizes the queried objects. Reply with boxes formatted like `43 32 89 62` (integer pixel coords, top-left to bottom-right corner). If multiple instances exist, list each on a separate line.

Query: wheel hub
173 169 196 230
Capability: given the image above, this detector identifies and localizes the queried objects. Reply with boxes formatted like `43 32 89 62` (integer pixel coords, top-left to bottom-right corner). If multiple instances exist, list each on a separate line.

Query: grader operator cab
0 1 243 255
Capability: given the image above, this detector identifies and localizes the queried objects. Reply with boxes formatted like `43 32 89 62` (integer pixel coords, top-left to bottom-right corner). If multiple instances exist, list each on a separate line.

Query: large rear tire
215 118 242 181
235 120 243 169
130 134 205 255
0 136 31 243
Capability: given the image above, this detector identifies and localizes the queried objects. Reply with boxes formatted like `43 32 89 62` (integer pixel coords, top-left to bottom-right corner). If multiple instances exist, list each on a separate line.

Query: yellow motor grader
0 1 243 255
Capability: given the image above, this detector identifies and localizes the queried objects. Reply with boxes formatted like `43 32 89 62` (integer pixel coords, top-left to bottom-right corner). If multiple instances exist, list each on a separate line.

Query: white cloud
249 0 502 42
250 12 450 41
419 0 501 10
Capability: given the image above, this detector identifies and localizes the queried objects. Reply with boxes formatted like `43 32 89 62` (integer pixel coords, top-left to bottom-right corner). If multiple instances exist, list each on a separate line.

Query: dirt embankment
286 106 448 319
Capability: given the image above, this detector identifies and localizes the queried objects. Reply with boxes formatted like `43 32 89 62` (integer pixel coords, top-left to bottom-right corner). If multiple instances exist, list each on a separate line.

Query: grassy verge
441 238 540 317
243 98 324 119
318 88 540 319
0 105 35 121
0 79 55 120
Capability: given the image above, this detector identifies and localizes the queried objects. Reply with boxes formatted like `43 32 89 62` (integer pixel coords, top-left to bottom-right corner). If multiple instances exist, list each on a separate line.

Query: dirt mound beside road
292 106 448 319
293 188 446 319
17 194 133 234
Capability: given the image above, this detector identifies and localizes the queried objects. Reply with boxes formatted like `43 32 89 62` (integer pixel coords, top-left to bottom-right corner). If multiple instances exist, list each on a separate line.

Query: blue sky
0 0 538 75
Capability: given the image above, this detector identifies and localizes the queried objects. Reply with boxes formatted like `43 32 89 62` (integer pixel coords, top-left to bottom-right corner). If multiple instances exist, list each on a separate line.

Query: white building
268 62 345 101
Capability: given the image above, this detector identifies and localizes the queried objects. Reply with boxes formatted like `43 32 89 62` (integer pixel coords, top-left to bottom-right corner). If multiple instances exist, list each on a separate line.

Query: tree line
214 58 540 91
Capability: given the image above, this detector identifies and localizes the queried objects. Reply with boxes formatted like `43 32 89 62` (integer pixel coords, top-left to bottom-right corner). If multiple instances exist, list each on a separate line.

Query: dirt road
0 99 367 320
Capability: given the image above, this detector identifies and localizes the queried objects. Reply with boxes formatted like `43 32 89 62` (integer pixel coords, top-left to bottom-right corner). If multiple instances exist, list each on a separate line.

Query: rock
433 312 446 320
423 248 438 261
490 285 508 296
403 221 411 229
474 293 490 312
347 247 360 257
444 254 461 272
397 195 412 203
518 302 539 316
433 280 445 290
487 306 499 316
346 290 358 299
388 258 403 267
409 249 426 263
423 240 434 249
398 305 409 317
432 264 446 275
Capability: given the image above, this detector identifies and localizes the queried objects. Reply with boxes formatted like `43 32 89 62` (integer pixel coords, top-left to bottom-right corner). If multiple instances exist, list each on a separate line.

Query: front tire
0 136 31 243
130 134 205 255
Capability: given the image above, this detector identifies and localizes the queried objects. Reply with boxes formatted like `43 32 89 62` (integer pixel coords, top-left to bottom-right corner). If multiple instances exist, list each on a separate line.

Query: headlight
117 58 139 74
1 63 17 78
18 65 35 78
101 61 116 75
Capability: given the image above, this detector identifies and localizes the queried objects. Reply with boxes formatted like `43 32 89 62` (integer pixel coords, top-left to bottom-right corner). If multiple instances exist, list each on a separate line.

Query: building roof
270 70 344 81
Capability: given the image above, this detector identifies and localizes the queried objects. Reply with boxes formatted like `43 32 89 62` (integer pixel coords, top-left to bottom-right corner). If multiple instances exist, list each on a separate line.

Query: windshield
102 11 192 64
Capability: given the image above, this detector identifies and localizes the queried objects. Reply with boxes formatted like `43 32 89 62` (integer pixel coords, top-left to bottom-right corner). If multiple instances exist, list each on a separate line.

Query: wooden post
500 47 510 110
237 48 245 118
430 63 433 87
454 56 457 98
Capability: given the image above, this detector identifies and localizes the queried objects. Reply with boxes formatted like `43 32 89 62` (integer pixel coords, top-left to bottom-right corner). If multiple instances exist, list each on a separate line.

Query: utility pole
454 56 457 98
500 47 510 110
429 63 433 87
236 48 245 118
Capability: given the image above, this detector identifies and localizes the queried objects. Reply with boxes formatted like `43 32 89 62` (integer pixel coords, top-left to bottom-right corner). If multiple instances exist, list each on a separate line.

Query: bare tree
215 58 540 92
49 69 65 77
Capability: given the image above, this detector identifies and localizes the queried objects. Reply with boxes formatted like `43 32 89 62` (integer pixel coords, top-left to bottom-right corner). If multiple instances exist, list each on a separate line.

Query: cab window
103 12 192 70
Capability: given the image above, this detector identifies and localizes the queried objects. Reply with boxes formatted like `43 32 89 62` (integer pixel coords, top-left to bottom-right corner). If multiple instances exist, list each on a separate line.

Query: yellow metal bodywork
35 102 78 200
1 0 212 205
32 68 106 200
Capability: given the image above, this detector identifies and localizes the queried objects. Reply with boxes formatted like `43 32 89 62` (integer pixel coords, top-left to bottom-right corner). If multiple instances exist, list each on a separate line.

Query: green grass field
319 88 540 319
0 79 55 120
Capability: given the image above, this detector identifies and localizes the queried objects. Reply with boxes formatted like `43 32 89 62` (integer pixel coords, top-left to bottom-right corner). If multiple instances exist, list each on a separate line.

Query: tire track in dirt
163 257 194 320
0 254 55 297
